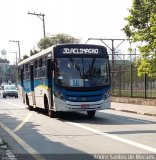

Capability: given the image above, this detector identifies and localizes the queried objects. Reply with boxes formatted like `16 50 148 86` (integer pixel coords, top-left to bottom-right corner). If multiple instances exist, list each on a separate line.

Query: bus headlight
104 90 111 100
55 90 65 101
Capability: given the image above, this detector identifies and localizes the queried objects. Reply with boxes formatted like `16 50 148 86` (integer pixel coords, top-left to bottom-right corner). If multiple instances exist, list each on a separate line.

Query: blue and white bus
18 44 111 118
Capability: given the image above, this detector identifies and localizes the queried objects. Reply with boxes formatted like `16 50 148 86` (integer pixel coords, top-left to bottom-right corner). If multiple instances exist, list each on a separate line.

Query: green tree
23 54 29 60
123 0 156 77
38 33 80 50
30 48 39 56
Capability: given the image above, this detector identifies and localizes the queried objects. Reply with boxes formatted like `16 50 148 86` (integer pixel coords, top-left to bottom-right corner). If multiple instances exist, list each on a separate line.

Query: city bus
18 44 111 118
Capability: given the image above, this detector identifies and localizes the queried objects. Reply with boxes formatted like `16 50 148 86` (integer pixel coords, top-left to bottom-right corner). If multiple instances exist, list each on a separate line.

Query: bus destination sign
63 48 99 54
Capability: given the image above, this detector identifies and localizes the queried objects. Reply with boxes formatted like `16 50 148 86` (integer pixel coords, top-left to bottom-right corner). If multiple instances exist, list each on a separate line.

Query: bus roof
18 46 54 66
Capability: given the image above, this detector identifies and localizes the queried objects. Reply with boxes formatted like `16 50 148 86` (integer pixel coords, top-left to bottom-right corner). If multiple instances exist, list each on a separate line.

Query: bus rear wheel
26 95 33 111
87 111 96 118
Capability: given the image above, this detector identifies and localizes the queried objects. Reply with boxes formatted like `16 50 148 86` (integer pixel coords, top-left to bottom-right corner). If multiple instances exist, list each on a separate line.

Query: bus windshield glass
55 58 110 88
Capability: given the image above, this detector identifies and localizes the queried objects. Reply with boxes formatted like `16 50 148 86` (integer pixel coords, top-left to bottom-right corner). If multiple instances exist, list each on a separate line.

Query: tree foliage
38 33 80 50
123 0 156 77
30 48 39 56
22 54 29 60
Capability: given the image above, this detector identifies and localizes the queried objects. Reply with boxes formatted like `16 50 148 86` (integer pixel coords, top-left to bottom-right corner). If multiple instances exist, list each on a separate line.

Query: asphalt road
0 97 156 160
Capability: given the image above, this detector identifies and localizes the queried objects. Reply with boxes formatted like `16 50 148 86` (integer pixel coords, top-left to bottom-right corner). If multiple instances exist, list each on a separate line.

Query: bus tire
48 110 56 118
26 95 33 111
44 96 56 118
87 110 96 118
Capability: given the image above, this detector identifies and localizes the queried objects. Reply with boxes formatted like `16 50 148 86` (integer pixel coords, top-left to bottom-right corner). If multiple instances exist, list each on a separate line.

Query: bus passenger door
47 58 53 109
30 64 36 107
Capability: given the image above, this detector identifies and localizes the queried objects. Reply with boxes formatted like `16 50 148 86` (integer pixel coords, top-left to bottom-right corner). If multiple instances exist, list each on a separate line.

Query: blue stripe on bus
60 86 110 96
18 79 110 102
23 80 31 93
19 79 49 93
55 85 111 102
33 79 48 88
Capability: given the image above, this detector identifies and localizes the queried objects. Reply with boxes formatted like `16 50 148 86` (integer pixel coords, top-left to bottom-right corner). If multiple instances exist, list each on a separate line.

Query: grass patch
0 139 9 150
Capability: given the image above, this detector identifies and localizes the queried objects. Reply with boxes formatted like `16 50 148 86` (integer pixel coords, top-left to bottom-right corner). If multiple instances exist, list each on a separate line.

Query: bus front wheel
44 96 56 118
87 111 96 118
48 110 56 118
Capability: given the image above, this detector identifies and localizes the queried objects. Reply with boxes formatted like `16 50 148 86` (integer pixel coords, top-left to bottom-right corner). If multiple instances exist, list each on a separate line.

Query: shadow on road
35 107 156 125
0 112 94 160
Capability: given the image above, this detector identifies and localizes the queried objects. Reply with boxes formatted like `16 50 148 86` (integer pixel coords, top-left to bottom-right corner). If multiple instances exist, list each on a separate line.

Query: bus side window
36 59 40 78
42 56 46 66
34 60 37 78
39 58 42 67
25 64 28 80
27 63 30 80
41 56 46 78
23 65 26 80
25 64 27 80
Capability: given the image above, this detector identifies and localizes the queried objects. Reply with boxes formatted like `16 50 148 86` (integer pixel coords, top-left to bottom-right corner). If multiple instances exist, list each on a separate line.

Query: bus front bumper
54 98 111 111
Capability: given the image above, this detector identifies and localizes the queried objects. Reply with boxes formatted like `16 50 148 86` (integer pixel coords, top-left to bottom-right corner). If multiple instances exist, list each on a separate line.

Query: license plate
81 104 90 108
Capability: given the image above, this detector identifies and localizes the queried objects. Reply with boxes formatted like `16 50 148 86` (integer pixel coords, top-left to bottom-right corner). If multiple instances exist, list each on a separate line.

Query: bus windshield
55 58 110 88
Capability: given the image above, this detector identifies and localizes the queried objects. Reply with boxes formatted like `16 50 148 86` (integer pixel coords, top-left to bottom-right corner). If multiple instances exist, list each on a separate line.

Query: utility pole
9 40 21 61
28 12 46 38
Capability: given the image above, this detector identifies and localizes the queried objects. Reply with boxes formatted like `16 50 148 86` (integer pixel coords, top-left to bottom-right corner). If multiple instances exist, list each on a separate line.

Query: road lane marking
0 122 46 160
0 100 25 108
67 122 156 153
0 110 10 114
14 113 33 132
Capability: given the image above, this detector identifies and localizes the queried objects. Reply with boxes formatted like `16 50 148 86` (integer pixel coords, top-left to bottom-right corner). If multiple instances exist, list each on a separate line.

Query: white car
1 85 18 98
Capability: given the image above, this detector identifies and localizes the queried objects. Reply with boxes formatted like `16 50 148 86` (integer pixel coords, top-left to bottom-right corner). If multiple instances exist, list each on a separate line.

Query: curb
111 108 156 117
111 97 156 107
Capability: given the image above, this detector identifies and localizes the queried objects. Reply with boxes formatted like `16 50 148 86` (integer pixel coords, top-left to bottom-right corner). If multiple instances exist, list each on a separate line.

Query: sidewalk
111 102 156 117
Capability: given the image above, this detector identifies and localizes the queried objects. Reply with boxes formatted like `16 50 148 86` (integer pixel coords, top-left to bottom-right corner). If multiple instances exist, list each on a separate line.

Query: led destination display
63 48 99 54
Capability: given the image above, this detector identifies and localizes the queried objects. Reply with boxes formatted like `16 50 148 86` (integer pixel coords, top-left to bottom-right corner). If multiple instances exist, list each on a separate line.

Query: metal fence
111 64 156 99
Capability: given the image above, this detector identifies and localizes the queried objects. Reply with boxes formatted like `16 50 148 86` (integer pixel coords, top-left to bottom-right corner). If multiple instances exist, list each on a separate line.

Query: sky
0 0 133 64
